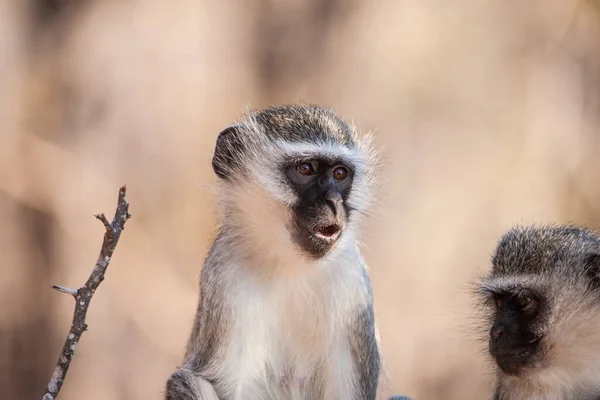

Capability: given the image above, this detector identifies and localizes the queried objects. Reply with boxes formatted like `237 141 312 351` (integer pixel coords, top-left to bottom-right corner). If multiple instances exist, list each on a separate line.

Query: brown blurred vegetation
1 1 600 399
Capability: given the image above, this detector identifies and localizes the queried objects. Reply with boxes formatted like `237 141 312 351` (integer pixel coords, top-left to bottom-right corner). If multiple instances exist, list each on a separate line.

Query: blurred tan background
1 0 600 399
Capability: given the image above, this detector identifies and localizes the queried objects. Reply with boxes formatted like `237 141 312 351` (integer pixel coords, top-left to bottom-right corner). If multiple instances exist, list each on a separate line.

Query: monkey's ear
584 253 600 289
212 125 243 180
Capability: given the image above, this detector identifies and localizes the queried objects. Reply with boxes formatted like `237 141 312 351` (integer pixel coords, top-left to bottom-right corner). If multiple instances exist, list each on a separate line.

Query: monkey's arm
348 305 380 400
166 368 220 400
165 315 224 400
165 296 226 400
165 252 231 400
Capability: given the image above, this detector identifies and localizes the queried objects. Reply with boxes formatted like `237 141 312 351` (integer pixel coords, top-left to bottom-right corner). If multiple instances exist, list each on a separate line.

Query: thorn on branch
52 285 78 297
95 213 113 234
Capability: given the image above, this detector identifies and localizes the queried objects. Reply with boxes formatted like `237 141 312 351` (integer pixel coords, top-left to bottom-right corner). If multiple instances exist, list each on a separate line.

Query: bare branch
41 186 131 400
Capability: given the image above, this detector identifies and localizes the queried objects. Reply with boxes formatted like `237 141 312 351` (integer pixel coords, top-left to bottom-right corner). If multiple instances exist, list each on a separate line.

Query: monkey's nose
491 327 504 339
324 190 343 216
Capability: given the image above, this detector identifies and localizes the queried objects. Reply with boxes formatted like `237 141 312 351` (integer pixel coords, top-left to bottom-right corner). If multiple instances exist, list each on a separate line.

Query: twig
41 186 131 400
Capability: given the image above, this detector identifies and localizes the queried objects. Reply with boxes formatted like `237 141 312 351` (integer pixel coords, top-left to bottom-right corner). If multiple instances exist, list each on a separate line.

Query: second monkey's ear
212 125 243 180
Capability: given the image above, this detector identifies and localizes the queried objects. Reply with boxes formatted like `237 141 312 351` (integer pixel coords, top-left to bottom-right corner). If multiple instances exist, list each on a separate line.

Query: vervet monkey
478 225 600 400
165 104 384 400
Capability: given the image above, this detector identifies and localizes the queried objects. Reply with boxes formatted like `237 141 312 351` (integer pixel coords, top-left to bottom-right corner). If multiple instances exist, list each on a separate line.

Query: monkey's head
478 225 600 388
211 104 377 262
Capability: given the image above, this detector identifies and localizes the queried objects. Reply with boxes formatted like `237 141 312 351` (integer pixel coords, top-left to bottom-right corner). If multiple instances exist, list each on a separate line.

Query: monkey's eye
297 162 315 176
332 167 347 180
517 295 537 311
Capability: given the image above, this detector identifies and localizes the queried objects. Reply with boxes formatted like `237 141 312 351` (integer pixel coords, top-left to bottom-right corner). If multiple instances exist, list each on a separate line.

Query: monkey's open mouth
312 224 342 240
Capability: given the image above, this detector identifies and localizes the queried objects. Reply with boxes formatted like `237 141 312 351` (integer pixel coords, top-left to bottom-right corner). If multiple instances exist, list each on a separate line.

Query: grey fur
491 225 600 279
166 369 219 400
478 224 600 400
348 269 380 400
165 104 383 400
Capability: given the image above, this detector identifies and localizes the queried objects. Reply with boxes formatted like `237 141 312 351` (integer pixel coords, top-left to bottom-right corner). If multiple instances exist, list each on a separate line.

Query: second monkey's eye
517 295 538 312
297 162 315 176
333 167 347 180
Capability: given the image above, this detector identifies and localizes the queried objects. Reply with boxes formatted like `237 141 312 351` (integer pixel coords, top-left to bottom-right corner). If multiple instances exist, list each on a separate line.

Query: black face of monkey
488 290 545 375
284 158 354 258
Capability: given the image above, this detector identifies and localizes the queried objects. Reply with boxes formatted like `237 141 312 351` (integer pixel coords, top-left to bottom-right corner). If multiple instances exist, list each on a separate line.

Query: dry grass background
1 1 600 399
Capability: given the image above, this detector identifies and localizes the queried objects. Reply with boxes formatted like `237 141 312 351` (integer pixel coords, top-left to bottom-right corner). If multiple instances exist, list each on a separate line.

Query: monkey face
284 158 354 258
488 290 545 375
210 105 376 261
479 225 600 398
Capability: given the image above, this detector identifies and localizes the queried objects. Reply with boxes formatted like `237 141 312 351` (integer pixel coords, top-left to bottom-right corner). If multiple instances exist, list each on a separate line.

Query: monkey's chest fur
211 266 365 400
